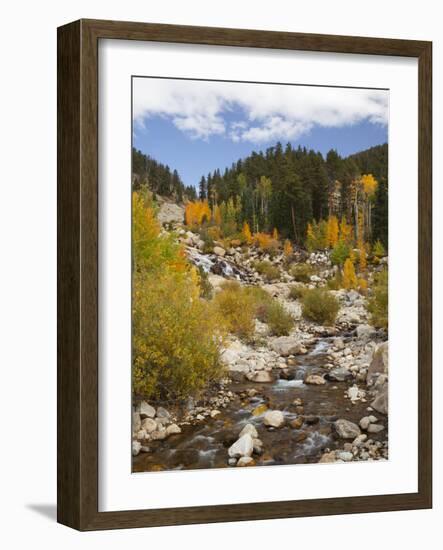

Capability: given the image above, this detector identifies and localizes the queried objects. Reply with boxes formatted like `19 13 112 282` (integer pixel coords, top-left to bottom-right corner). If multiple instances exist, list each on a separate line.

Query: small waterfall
186 247 249 281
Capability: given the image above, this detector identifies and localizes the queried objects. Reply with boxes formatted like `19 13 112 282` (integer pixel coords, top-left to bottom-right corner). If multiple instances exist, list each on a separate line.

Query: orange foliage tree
185 200 211 227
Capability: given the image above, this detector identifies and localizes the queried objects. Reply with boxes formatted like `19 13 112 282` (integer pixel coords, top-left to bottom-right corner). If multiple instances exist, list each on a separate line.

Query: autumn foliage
185 200 212 227
132 192 225 400
343 258 358 289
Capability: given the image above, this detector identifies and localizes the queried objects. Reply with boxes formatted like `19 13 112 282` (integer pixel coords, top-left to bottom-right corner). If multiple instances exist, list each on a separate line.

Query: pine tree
372 178 388 249
198 176 207 200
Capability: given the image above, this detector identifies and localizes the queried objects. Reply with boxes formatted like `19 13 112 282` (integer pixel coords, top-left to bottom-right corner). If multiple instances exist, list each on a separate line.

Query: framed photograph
57 19 432 530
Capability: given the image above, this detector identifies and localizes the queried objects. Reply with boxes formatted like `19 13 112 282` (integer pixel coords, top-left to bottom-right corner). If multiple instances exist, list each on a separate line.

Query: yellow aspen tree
343 258 358 289
185 202 195 226
242 221 252 244
339 216 353 244
327 215 339 247
283 239 293 257
272 227 279 241
361 174 378 196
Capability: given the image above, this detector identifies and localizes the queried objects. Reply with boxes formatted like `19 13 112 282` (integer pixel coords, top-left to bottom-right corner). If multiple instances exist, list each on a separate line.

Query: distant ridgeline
132 148 197 202
132 142 388 248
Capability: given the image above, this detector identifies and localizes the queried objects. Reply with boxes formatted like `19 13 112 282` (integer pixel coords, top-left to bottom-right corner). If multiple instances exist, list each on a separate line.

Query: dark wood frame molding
57 19 432 530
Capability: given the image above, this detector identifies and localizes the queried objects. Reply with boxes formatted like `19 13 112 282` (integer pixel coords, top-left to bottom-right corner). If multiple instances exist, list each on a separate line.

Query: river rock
156 406 171 420
367 341 389 385
253 438 264 455
135 429 147 440
334 419 361 439
246 370 273 383
326 367 352 382
336 450 353 461
290 417 304 429
151 430 167 441
166 423 182 436
239 423 259 439
333 337 345 350
228 434 254 458
356 324 376 340
371 385 388 415
213 246 226 257
263 410 285 428
359 416 371 430
137 401 156 419
352 434 368 447
305 374 326 385
132 441 141 456
367 423 385 434
319 451 336 463
237 456 256 467
141 418 157 433
270 336 303 356
347 385 361 402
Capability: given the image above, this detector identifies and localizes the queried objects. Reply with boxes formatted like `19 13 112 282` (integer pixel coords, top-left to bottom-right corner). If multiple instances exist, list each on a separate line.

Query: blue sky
133 78 388 188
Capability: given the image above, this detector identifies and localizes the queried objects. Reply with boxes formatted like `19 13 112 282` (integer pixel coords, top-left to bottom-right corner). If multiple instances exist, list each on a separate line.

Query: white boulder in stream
239 423 259 439
334 419 361 439
136 401 156 419
246 370 273 383
263 410 285 428
270 336 303 357
305 374 326 385
228 434 254 458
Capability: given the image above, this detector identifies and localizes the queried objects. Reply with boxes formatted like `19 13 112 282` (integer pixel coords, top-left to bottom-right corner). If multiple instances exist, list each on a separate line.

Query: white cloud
133 78 388 144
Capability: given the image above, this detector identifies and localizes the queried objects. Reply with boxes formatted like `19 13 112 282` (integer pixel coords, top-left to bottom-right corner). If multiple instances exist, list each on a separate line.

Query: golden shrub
133 270 226 400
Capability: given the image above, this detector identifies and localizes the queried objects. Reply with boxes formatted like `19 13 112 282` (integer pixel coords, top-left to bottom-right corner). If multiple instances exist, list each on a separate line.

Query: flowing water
133 338 386 472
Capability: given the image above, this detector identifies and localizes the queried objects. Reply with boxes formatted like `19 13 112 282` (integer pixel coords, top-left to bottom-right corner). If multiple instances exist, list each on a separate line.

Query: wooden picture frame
57 19 432 530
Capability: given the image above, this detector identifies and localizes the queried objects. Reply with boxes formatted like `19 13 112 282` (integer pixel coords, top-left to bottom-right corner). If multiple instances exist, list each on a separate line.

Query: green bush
261 300 294 336
253 260 280 282
288 284 307 300
326 271 343 290
368 268 388 328
301 288 339 325
330 240 350 266
289 263 315 282
199 228 215 254
213 281 256 339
